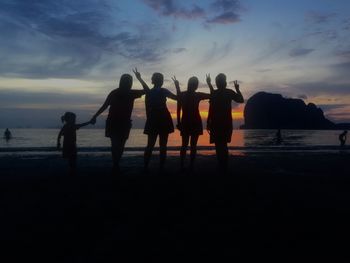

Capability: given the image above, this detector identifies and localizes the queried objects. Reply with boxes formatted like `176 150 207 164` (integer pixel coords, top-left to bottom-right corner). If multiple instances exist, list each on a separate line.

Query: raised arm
206 74 215 94
172 76 182 127
165 90 177 101
133 68 150 92
172 76 181 95
231 80 244 103
90 94 111 124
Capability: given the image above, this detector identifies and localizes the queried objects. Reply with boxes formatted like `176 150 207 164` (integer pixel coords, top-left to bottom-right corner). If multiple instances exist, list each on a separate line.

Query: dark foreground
0 152 350 261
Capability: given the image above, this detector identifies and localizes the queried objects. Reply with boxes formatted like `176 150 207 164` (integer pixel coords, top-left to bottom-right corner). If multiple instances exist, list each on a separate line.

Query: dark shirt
107 89 145 122
145 87 173 116
209 89 242 131
179 91 210 124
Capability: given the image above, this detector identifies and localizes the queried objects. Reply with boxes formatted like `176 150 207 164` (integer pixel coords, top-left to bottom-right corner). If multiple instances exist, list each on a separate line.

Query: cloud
297 94 308 100
305 11 337 24
143 0 242 25
321 105 350 123
172 48 187 53
142 0 205 19
289 48 315 57
206 12 240 24
207 0 241 24
0 0 170 78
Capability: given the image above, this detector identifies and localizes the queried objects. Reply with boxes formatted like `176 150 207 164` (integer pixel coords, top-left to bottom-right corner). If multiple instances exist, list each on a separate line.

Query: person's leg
68 156 77 176
159 133 169 171
180 135 190 170
189 135 199 171
110 136 127 173
215 140 228 171
144 134 157 170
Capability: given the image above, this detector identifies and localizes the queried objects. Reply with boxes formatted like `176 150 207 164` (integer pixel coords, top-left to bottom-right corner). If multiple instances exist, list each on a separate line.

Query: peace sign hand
206 73 211 85
132 68 141 79
234 80 240 90
171 76 179 86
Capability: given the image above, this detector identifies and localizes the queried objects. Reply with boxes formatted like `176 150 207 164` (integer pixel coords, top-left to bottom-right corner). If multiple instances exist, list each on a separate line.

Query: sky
0 0 349 128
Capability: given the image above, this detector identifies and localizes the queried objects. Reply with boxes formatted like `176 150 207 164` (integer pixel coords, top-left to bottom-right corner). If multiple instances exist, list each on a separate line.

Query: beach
1 151 350 260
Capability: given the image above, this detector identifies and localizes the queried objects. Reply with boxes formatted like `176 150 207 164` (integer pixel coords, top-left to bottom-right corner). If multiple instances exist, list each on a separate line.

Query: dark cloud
297 94 308 100
289 48 315 57
256 69 272 73
0 0 170 78
305 11 337 24
206 11 240 24
172 48 187 53
143 0 242 25
206 0 241 24
290 82 350 96
143 0 205 19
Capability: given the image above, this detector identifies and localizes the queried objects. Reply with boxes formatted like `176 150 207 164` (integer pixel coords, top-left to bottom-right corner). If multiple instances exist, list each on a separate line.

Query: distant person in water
57 112 92 176
339 130 347 147
90 74 145 174
133 68 177 172
206 73 244 171
4 128 12 141
172 76 211 171
275 129 282 145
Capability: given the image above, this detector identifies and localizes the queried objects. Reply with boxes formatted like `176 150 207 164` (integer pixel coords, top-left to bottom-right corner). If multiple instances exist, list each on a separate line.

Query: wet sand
0 152 350 261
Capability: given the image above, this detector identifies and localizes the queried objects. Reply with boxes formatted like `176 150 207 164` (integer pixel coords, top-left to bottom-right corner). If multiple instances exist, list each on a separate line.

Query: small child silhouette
57 112 91 175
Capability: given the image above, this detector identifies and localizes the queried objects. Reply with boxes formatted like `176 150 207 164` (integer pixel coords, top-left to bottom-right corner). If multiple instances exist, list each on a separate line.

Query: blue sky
0 0 349 128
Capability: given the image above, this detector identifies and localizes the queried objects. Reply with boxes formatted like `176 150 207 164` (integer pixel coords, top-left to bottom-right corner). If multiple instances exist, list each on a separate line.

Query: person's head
215 73 227 90
345 130 348 135
119 74 133 91
187 76 199 93
151 72 164 87
61 112 76 124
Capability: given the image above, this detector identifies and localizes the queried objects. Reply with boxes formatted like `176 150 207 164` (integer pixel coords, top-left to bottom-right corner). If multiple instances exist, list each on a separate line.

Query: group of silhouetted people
57 70 244 175
55 70 349 176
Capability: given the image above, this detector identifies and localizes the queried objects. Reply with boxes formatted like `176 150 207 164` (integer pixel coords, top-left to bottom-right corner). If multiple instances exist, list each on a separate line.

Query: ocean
0 129 346 156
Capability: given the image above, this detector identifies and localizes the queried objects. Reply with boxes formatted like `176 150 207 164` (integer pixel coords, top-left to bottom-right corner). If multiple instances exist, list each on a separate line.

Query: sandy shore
0 152 350 261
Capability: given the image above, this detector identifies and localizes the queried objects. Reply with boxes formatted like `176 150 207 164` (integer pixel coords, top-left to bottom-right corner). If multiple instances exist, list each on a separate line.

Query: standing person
206 73 244 171
339 130 347 147
172 76 211 171
57 112 92 176
275 129 282 145
4 128 12 141
133 68 177 172
90 74 145 174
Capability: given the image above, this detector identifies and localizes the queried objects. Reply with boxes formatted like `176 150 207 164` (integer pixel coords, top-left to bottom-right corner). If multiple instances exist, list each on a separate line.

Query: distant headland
241 92 350 130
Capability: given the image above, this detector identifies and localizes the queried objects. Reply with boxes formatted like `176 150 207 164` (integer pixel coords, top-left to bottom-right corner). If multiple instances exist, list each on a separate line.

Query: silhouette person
275 129 282 145
57 112 92 176
4 128 12 141
172 76 210 171
206 73 244 171
133 68 177 172
339 130 347 147
90 74 145 174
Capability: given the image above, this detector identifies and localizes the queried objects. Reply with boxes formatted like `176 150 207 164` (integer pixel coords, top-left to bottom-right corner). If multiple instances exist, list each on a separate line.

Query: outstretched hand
234 80 240 90
171 76 179 86
132 68 141 79
90 117 96 125
206 74 211 85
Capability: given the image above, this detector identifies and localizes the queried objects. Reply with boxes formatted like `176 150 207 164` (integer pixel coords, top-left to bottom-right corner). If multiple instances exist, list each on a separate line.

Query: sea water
0 129 346 156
